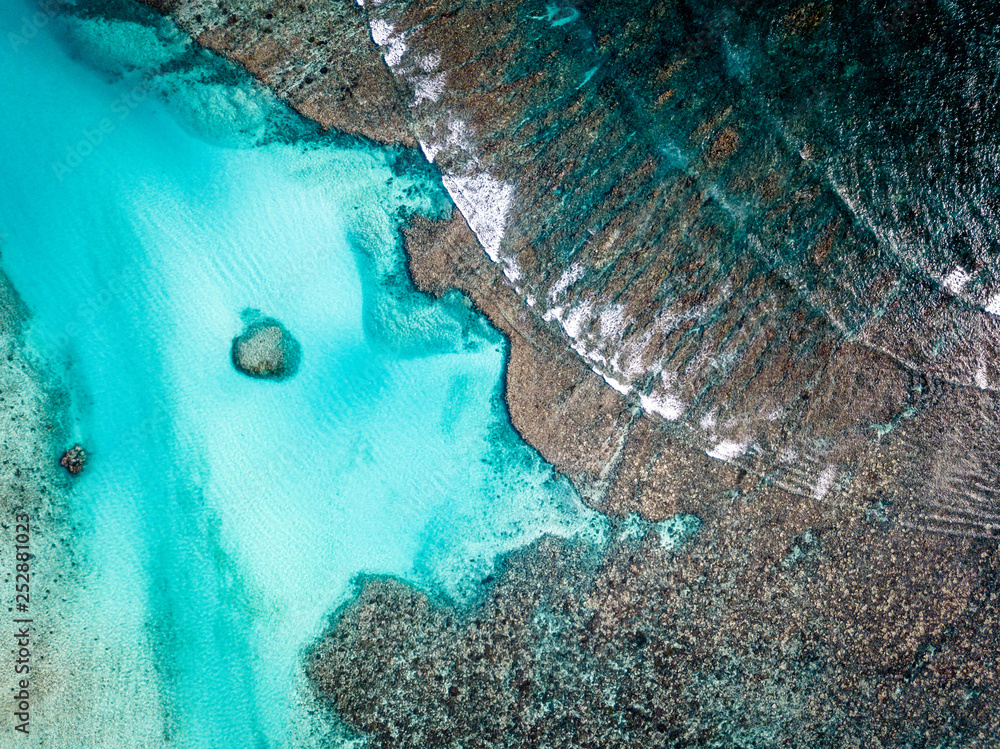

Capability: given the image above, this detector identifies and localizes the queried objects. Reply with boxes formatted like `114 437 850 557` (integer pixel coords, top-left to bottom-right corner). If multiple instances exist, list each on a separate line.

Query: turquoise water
0 3 604 746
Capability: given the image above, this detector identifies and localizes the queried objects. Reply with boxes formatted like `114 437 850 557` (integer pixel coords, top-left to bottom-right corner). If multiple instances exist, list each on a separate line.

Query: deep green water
0 2 606 745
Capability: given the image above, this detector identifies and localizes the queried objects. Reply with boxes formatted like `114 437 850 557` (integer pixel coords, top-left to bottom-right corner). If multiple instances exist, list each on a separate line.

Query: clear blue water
0 3 604 746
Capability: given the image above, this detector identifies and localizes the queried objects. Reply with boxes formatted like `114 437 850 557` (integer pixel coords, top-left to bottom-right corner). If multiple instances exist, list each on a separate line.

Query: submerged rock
231 311 301 380
59 444 87 475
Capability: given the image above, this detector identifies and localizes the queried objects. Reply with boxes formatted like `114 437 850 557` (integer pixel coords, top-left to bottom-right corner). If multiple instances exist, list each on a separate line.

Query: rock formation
124 0 1000 744
231 311 301 380
59 444 87 475
312 530 999 748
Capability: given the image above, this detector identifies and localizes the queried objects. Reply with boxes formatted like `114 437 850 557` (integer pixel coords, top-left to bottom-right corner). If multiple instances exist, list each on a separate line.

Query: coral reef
131 0 1000 743
231 311 301 380
59 444 87 474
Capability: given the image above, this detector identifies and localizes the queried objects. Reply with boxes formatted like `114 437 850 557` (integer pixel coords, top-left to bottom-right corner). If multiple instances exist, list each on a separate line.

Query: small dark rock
59 445 87 475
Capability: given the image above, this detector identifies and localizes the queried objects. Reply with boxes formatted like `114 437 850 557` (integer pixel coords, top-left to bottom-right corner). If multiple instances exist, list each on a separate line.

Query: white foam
418 138 442 162
561 302 592 339
778 447 798 464
549 262 585 301
600 371 630 395
417 52 442 72
417 118 472 163
542 305 566 323
410 72 447 106
974 359 988 389
502 256 522 283
943 267 971 294
615 341 648 380
640 391 684 421
431 118 474 155
813 465 838 501
706 440 748 461
986 293 1000 316
367 18 407 68
369 19 394 45
570 339 607 366
598 304 628 339
441 172 514 261
384 38 407 68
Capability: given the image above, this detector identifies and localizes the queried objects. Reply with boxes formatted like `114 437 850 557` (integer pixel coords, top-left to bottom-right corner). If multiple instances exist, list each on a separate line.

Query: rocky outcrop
404 211 633 500
231 311 301 380
139 0 1000 538
312 522 1000 748
59 444 87 475
136 0 413 145
355 0 1000 536
128 0 1000 744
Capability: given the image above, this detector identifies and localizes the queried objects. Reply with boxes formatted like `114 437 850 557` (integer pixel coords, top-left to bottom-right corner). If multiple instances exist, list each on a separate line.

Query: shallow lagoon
0 2 605 745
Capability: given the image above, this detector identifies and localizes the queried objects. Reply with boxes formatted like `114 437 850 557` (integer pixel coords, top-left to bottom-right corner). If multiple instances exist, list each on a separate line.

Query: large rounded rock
231 311 301 381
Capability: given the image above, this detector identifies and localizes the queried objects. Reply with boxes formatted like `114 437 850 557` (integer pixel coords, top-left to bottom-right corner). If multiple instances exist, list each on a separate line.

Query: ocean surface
0 1 606 745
